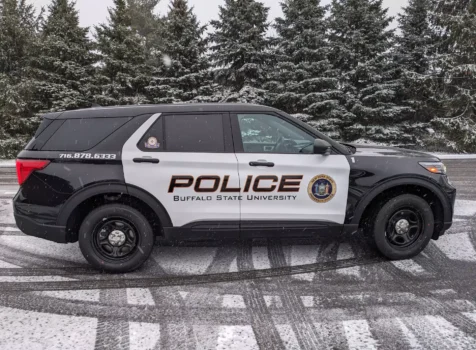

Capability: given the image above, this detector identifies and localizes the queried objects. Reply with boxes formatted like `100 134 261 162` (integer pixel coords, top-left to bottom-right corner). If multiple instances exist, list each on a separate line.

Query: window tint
35 118 54 137
237 114 314 154
165 114 225 153
138 117 164 152
26 119 64 150
42 117 130 151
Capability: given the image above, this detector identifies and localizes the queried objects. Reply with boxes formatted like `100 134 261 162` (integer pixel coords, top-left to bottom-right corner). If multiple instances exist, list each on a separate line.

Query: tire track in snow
237 242 285 350
95 289 130 350
268 240 326 349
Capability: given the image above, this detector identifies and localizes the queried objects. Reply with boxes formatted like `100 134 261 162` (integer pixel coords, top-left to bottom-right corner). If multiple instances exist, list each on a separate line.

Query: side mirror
314 139 331 155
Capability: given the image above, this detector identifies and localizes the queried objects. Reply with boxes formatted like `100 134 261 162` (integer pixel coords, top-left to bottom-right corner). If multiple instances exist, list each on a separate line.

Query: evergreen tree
398 0 435 75
0 0 41 157
390 0 438 148
127 0 163 65
146 0 210 103
396 0 436 118
31 0 97 112
328 0 412 145
209 0 272 92
94 0 150 105
266 0 348 139
427 0 476 151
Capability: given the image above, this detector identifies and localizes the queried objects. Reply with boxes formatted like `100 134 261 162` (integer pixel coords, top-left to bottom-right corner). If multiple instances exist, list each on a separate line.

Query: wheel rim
93 218 138 260
385 208 424 248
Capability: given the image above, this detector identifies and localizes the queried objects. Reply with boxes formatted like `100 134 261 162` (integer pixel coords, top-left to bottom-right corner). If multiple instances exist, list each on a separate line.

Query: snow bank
432 154 476 160
0 160 15 168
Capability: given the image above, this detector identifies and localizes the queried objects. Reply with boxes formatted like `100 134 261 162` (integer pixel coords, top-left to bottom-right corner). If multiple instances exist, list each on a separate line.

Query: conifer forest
0 0 475 157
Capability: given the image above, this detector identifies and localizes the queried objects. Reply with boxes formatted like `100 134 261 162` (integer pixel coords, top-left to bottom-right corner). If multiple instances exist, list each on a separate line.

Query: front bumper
14 213 68 243
437 175 457 235
444 222 453 230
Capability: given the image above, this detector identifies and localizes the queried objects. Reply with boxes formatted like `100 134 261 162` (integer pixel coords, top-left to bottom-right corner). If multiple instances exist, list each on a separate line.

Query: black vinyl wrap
14 163 125 225
12 115 153 226
345 153 457 227
13 109 456 241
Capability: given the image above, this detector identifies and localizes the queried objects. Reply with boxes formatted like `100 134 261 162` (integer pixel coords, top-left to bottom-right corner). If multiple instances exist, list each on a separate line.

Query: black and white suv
13 104 456 272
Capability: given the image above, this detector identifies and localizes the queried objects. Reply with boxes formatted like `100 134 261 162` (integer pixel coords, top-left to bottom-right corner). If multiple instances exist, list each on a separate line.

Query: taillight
16 159 50 185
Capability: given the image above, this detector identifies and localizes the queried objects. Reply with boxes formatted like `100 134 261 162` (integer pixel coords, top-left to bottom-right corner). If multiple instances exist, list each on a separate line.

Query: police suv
14 104 456 272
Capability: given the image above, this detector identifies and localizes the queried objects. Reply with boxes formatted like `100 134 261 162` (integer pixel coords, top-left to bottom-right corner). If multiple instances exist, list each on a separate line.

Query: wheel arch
351 178 451 239
57 183 173 242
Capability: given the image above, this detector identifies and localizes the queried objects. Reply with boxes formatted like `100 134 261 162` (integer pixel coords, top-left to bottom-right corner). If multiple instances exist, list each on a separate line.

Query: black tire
79 204 155 273
372 194 434 260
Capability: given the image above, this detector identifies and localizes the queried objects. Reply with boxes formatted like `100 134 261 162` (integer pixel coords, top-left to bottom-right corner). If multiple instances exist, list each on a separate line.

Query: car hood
348 144 440 161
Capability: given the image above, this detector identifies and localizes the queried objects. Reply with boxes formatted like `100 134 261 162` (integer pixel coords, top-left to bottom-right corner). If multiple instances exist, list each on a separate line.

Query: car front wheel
79 204 155 272
373 194 434 260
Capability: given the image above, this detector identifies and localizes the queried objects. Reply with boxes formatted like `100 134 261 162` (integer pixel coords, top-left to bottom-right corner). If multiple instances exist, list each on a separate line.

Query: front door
122 113 241 233
231 113 350 236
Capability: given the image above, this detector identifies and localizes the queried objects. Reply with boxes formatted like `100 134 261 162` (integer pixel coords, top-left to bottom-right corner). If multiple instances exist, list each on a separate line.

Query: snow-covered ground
0 197 476 349
0 159 475 349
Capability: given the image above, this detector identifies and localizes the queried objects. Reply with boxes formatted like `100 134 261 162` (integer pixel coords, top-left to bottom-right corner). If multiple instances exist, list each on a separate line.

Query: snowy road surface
0 159 476 349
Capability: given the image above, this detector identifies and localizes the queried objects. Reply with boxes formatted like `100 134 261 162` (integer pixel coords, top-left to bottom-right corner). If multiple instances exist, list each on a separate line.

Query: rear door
122 113 241 233
231 112 350 236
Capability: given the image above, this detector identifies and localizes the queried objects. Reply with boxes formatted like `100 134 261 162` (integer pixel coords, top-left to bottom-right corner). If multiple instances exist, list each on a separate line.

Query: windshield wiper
340 142 356 154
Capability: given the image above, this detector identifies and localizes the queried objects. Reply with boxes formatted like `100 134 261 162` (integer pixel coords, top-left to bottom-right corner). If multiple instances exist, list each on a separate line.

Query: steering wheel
275 135 298 153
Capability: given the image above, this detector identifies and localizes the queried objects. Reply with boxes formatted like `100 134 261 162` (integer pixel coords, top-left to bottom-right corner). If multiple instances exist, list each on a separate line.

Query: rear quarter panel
14 114 152 226
14 158 125 225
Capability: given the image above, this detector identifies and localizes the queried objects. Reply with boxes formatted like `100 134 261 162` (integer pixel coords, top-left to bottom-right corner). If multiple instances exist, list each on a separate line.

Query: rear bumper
14 213 68 243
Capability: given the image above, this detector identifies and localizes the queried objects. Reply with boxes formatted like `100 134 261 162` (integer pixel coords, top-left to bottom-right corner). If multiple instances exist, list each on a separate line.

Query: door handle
249 161 275 167
133 158 160 164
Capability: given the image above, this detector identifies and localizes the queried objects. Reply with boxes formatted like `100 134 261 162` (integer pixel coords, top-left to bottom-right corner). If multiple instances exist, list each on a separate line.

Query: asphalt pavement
0 159 476 350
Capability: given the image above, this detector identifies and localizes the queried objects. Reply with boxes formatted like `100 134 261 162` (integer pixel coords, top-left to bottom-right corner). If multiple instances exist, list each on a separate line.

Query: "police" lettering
168 175 303 193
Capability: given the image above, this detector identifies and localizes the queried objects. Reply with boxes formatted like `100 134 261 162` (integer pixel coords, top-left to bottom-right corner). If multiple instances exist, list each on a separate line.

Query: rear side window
164 114 225 153
26 119 64 150
41 118 130 151
35 118 53 137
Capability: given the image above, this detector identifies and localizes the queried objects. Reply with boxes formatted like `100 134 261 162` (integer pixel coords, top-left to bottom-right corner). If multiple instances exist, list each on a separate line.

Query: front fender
348 176 454 227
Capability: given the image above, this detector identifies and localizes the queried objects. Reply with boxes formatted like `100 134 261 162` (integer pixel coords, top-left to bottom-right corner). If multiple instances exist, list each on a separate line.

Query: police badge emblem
308 174 337 203
145 137 160 149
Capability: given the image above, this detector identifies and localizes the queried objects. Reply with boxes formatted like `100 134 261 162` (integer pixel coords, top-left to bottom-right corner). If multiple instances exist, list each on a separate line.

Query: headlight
419 162 447 175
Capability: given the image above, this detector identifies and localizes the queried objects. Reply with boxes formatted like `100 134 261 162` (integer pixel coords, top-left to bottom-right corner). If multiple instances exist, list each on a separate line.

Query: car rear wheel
373 194 434 260
79 204 155 272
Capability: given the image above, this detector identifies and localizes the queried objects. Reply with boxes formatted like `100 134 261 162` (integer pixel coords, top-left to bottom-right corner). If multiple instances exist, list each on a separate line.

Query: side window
237 114 315 154
138 117 164 152
41 117 130 151
26 119 64 151
164 114 225 153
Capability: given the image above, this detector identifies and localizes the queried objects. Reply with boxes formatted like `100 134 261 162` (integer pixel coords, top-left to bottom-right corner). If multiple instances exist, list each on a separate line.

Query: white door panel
126 153 240 227
236 154 350 224
122 113 240 227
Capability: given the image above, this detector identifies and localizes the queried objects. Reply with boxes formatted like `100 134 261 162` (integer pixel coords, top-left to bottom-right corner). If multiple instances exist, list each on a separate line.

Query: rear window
40 118 130 151
164 114 225 153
